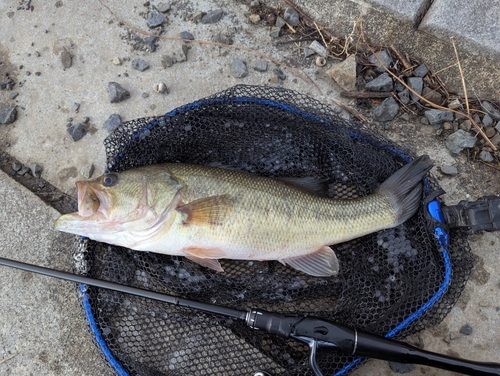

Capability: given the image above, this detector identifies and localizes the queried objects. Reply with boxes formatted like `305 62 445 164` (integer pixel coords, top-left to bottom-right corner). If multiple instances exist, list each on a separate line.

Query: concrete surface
365 0 430 24
0 0 499 375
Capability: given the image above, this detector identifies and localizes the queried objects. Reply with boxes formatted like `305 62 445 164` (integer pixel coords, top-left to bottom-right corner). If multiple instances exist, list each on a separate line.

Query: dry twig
451 37 470 115
0 353 17 365
340 91 393 99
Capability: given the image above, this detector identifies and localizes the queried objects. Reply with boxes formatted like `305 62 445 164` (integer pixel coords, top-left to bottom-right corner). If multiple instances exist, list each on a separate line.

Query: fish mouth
76 181 111 218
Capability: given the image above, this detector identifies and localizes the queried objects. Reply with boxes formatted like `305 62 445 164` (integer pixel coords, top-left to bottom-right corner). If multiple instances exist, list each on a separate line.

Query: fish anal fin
177 195 234 226
281 246 339 277
183 247 225 272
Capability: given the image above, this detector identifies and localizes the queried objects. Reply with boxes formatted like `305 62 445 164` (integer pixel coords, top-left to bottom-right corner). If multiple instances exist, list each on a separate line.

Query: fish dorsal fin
280 246 339 277
177 195 234 226
276 176 329 197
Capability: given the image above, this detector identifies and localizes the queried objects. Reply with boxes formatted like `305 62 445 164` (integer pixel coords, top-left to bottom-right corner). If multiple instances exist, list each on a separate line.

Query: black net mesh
73 85 473 376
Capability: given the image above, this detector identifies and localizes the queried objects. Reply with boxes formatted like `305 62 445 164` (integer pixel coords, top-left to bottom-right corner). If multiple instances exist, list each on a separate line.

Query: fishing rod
1 256 499 376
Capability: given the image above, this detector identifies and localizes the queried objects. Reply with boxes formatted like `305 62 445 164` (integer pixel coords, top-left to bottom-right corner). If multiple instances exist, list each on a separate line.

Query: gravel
479 150 494 162
80 164 94 179
303 48 315 58
325 55 357 91
368 50 393 72
103 114 122 132
156 2 171 13
283 7 300 26
406 77 423 102
373 97 400 122
131 58 150 71
366 72 393 92
398 89 410 105
9 92 19 99
30 163 42 178
231 59 248 78
0 106 17 124
180 31 194 40
253 60 268 72
108 82 130 103
482 114 493 126
60 50 72 68
441 165 458 175
66 123 86 142
424 109 454 125
414 63 429 77
421 87 442 105
147 10 165 28
201 9 223 24
459 324 473 335
308 40 327 58
481 101 500 120
388 362 414 374
445 129 477 155
274 68 286 80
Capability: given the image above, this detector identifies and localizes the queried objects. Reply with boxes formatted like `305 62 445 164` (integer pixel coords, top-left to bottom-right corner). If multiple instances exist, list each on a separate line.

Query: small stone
253 60 268 72
275 16 286 28
459 324 473 335
145 36 158 52
12 161 22 171
108 82 130 103
283 7 300 26
153 82 168 93
303 48 315 58
214 32 233 45
425 109 454 125
479 150 494 162
60 50 72 68
394 82 405 92
142 92 150 99
202 9 223 24
131 58 150 71
448 99 462 110
398 89 410 105
191 11 205 23
156 2 170 13
249 14 261 24
112 56 122 65
366 72 393 92
400 113 409 121
82 116 90 124
269 27 281 38
496 121 500 132
9 92 19 100
441 165 458 175
490 133 500 147
406 77 423 102
443 121 452 130
161 55 174 68
445 129 477 155
67 118 73 123
473 114 481 123
74 102 80 112
175 44 188 62
308 40 327 58
67 123 86 141
481 101 500 120
421 86 442 105
373 97 399 122
80 164 94 179
231 59 248 78
30 163 42 178
414 64 428 77
103 114 122 132
460 119 472 132
0 106 17 124
420 117 429 125
38 181 45 188
147 10 165 28
368 50 393 72
388 362 414 374
325 55 356 91
482 114 493 126
180 31 194 40
274 68 286 80
485 126 496 138
17 166 29 176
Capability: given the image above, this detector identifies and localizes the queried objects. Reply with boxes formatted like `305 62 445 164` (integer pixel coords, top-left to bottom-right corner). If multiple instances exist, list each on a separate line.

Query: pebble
485 126 496 138
315 56 326 67
325 55 357 91
153 82 168 93
0 106 17 124
12 161 22 172
479 150 494 162
448 99 462 110
425 109 454 125
270 26 281 38
397 89 410 105
496 121 500 132
112 56 122 65
366 72 393 92
231 59 248 78
253 60 268 72
108 82 130 103
147 10 165 28
283 7 300 26
421 86 442 105
388 362 414 374
202 9 223 24
17 166 29 176
459 324 473 336
441 165 458 175
82 116 90 124
406 77 423 102
103 114 122 132
30 163 42 178
460 119 472 132
74 102 80 112
303 48 315 58
308 40 327 58
191 11 205 23
274 68 286 80
481 101 500 120
443 121 452 130
156 2 170 13
482 114 493 126
275 16 286 28
214 31 233 45
175 44 188 62
414 63 428 77
80 164 94 179
161 55 174 68
180 31 194 40
490 132 500 147
145 36 158 52
131 58 150 71
60 50 72 68
249 14 261 24
373 97 399 122
420 117 429 125
67 123 87 141
445 129 477 155
400 113 409 121
368 50 393 72
9 92 19 99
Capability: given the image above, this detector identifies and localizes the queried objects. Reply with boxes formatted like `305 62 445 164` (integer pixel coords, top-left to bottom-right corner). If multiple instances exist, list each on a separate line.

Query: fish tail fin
378 155 433 225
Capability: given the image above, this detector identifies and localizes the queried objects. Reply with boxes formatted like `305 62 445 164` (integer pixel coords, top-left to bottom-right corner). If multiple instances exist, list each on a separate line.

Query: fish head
54 165 183 244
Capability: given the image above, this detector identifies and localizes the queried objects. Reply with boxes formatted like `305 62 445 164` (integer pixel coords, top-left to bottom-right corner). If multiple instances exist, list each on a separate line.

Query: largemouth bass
55 156 432 277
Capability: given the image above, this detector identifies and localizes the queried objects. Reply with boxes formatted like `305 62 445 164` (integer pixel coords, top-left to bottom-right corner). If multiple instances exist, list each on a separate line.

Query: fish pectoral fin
281 246 339 277
183 248 225 272
177 195 234 226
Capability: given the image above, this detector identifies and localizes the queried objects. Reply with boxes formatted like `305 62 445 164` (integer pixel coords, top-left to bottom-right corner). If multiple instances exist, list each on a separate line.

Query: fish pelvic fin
183 247 227 272
378 155 433 225
280 246 339 277
177 195 234 226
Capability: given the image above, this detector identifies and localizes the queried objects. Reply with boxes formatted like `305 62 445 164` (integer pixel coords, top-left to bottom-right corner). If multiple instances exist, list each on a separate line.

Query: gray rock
448 99 462 110
414 64 428 77
156 2 171 13
214 31 233 45
496 121 500 132
368 50 393 72
12 161 22 171
459 324 473 335
82 116 90 124
17 166 29 176
253 60 268 72
67 123 86 142
421 86 442 105
481 101 500 120
441 165 458 175
201 9 223 24
80 164 94 179
325 55 357 91
445 129 477 155
275 16 286 28
60 50 72 68
388 362 414 374
373 97 399 122
145 36 158 52
103 114 122 132
308 40 327 58
132 58 150 71
420 117 429 125
479 150 494 163
400 113 409 121
180 31 194 40
0 106 17 124
283 7 300 26
398 89 410 105
485 126 496 138
274 68 286 80
482 114 493 126
425 109 453 125
460 119 472 132
147 10 165 28
161 55 174 68
9 91 19 99
406 77 423 102
108 82 130 103
231 59 248 78
269 27 281 38
490 132 500 147
366 72 393 92
175 44 189 62
30 163 42 178
303 48 315 58
73 102 80 112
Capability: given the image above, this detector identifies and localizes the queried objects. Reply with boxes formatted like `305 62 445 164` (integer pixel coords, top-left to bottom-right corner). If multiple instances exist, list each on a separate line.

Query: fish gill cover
73 85 473 375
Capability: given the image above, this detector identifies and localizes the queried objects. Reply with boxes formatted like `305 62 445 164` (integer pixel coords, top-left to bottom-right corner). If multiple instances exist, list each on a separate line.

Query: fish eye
102 173 118 187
